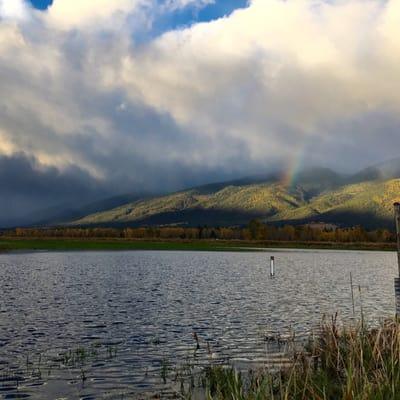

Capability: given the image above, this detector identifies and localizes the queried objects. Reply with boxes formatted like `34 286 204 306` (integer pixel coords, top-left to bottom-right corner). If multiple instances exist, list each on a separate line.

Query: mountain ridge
66 160 400 229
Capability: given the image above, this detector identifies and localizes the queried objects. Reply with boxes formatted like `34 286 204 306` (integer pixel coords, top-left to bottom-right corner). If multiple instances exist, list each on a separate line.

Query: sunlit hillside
271 179 400 227
71 172 400 229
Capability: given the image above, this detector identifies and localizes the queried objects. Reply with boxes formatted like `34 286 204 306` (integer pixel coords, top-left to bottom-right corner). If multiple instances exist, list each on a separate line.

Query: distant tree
248 219 265 240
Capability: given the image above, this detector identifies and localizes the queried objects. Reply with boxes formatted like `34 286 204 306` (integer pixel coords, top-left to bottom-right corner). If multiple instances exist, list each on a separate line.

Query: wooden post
350 272 355 318
270 256 275 277
395 278 400 317
394 203 400 316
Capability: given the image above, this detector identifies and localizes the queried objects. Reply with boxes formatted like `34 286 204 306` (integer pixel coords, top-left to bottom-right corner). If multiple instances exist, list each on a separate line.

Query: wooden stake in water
394 203 400 316
350 272 355 318
395 203 400 276
270 256 275 277
359 284 364 327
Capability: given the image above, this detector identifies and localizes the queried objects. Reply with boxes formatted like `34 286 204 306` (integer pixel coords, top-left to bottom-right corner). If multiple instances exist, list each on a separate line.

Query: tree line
2 220 396 243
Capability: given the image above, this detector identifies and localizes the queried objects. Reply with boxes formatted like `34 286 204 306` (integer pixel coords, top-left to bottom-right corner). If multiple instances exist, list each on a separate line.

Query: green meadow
0 238 396 253
0 238 249 252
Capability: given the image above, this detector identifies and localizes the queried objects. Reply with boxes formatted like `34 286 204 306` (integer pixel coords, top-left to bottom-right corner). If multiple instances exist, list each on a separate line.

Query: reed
193 316 400 400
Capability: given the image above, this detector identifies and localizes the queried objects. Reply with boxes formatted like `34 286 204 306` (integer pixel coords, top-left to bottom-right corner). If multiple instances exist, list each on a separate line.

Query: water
0 249 397 399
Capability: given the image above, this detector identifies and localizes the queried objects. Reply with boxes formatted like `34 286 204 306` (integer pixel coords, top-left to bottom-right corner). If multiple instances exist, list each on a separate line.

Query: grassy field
0 238 241 252
0 237 396 253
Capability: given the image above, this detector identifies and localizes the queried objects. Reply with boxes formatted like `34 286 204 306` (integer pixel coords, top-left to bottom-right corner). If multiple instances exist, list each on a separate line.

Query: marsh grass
190 315 400 400
0 342 120 390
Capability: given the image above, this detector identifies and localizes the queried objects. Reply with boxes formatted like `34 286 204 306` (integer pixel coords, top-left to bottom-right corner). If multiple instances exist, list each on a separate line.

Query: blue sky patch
164 0 248 26
145 0 249 42
29 0 248 24
28 0 248 44
29 0 53 10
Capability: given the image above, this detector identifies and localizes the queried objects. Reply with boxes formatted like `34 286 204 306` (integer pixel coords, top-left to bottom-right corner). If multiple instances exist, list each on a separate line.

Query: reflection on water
0 250 397 399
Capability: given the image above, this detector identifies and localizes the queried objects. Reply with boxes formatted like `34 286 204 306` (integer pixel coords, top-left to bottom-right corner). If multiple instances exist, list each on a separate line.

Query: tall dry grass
197 316 400 400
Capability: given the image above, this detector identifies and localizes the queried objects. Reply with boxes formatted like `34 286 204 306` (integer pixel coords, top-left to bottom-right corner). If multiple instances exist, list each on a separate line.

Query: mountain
67 161 400 230
71 182 304 227
270 179 400 228
349 158 400 184
67 169 387 229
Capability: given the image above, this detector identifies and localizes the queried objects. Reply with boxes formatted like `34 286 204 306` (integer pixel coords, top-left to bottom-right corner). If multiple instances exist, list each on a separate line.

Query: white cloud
1 0 400 193
0 0 28 20
116 0 400 165
45 0 216 32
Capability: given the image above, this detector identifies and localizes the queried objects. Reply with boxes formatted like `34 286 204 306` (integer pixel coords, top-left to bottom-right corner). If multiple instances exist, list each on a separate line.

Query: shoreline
0 237 396 253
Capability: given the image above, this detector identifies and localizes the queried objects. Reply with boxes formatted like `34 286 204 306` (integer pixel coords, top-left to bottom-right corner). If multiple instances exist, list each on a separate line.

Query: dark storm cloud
0 153 111 226
0 152 104 197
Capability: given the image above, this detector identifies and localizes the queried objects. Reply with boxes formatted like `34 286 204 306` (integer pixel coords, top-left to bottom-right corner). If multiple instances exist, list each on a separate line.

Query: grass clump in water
195 316 400 400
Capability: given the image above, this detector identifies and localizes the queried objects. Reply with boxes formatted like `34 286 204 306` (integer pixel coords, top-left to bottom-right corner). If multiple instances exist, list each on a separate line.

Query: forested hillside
70 165 400 229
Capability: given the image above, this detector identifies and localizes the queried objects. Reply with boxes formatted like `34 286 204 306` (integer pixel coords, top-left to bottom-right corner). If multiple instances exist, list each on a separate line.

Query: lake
0 249 397 399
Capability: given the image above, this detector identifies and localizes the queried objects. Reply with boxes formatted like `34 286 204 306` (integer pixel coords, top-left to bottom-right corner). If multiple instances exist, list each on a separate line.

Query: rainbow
280 138 311 189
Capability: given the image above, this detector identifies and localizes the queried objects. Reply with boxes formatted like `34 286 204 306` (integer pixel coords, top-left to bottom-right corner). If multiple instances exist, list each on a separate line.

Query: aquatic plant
188 316 400 400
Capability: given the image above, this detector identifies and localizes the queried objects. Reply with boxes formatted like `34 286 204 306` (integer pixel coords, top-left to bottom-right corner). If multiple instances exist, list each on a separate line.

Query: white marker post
394 203 400 317
270 256 275 278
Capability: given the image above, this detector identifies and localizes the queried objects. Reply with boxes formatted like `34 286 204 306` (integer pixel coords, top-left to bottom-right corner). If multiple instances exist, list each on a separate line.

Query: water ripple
0 249 397 399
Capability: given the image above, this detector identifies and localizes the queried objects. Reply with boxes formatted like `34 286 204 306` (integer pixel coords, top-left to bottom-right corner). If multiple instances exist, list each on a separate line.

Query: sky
0 0 400 225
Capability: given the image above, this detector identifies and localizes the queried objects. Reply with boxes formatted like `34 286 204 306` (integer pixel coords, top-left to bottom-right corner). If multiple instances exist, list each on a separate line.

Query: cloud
0 152 111 226
0 0 29 20
0 0 400 224
117 0 400 165
44 0 214 31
